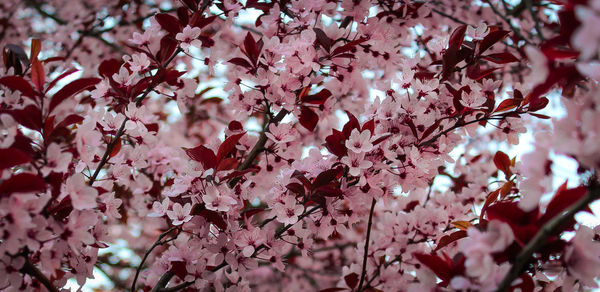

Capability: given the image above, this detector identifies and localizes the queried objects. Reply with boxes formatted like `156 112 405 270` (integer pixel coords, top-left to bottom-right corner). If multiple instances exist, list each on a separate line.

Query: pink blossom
166 203 193 226
65 173 97 210
345 129 374 153
176 25 202 50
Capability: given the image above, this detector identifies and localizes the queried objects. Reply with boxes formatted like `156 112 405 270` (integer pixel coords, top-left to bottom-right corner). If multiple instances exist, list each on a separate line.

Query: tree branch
20 257 59 292
131 227 179 292
357 198 377 292
495 182 600 292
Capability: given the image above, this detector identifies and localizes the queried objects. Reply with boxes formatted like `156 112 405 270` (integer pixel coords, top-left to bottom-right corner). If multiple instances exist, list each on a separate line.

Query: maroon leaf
286 182 305 197
0 148 30 170
157 36 179 64
436 230 468 251
197 209 227 230
243 32 260 64
49 78 101 114
31 59 45 92
155 13 182 35
421 120 441 141
228 57 253 69
493 151 512 177
98 58 122 79
527 96 549 112
494 98 521 112
0 76 35 99
413 253 452 284
361 119 375 135
314 28 333 52
216 132 245 163
2 105 43 131
344 273 359 289
302 88 332 105
448 25 467 51
325 129 348 157
0 173 46 196
539 183 588 226
184 145 217 169
299 106 319 131
482 52 519 64
46 68 79 92
313 168 341 189
331 37 368 57
478 30 510 55
342 111 360 138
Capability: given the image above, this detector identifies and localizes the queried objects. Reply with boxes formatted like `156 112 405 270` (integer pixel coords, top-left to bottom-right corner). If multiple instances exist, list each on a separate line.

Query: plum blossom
341 151 373 176
203 185 237 212
166 203 193 226
565 225 600 287
129 53 151 72
265 122 295 143
176 25 202 50
41 143 72 176
65 173 97 210
460 90 486 108
467 23 488 40
345 129 374 153
148 198 170 217
273 196 303 225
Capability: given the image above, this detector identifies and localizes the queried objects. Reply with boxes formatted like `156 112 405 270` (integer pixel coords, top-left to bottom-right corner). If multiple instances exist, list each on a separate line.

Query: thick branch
495 183 600 292
357 198 377 292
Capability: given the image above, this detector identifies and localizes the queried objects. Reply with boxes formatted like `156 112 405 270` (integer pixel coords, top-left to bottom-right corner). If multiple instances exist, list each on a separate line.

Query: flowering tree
1 0 600 291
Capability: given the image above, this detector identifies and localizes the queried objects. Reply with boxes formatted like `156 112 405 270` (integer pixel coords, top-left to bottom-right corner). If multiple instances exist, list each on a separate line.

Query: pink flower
166 202 192 226
176 25 202 50
565 226 600 287
345 129 374 153
341 151 373 176
467 23 488 41
129 53 151 72
203 185 237 212
41 143 72 176
265 122 295 143
65 173 97 210
460 90 486 108
273 196 303 225
148 198 170 217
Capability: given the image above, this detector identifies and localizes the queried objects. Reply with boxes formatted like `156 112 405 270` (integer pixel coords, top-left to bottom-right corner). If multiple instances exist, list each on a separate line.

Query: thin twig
131 227 179 292
495 182 600 292
357 198 377 292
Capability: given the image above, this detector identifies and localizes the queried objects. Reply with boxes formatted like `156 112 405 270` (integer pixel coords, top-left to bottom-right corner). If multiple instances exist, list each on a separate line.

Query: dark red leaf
243 32 260 64
325 129 347 157
312 168 341 189
190 14 217 29
494 98 522 112
493 151 512 177
0 76 35 99
0 148 30 170
49 78 101 114
448 25 467 51
155 13 182 35
46 68 79 92
197 209 227 230
313 28 333 52
436 230 468 251
31 59 45 92
299 106 319 131
157 36 179 64
315 185 343 197
527 96 549 112
344 273 359 289
539 183 588 226
98 58 122 79
332 37 368 57
184 145 217 169
216 132 245 163
479 30 510 55
413 253 452 283
228 57 253 69
361 119 375 135
482 52 519 64
421 120 441 141
0 173 46 197
286 182 305 196
342 111 360 138
2 105 43 131
241 207 265 220
216 157 238 171
302 88 332 105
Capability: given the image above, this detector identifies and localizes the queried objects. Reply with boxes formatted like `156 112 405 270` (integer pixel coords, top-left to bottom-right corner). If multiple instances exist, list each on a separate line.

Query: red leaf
493 151 512 177
190 14 217 29
539 183 588 226
286 182 305 196
302 88 332 105
361 119 375 135
227 57 253 69
527 96 549 112
2 105 43 131
98 59 122 79
482 52 519 64
0 76 35 99
184 145 217 169
494 98 522 112
342 111 360 138
243 32 260 64
197 209 227 230
46 68 79 92
31 59 45 92
448 25 467 50
313 28 333 52
421 120 441 141
155 13 182 35
413 253 452 283
216 132 245 163
325 129 347 157
436 230 468 251
466 65 499 81
344 273 359 289
0 173 46 197
479 30 510 55
216 157 238 171
332 37 368 57
157 36 179 64
49 78 101 114
109 138 122 158
0 148 30 170
312 168 341 190
299 106 319 131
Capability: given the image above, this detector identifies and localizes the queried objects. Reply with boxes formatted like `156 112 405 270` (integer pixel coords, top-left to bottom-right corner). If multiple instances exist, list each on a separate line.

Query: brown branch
357 198 377 292
20 257 59 292
495 182 600 292
131 227 179 292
